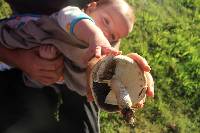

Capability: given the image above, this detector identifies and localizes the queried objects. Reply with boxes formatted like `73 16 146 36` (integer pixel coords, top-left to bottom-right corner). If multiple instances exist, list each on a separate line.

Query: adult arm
0 46 64 85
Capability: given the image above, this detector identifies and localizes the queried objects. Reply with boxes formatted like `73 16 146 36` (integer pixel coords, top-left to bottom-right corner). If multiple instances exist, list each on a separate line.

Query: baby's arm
55 6 120 59
73 19 120 57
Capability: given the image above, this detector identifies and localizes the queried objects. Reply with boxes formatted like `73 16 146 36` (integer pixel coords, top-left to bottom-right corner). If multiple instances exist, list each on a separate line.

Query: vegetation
0 0 199 132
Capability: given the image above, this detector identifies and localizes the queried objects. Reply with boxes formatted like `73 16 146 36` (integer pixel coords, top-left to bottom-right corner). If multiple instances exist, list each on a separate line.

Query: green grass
101 0 200 132
1 0 200 132
0 0 11 19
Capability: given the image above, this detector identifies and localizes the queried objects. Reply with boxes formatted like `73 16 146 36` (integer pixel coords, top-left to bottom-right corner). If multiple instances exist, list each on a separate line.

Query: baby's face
86 2 134 42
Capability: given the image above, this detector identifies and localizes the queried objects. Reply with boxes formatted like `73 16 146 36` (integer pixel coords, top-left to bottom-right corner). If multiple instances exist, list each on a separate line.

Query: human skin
0 0 154 105
87 53 154 107
127 53 154 108
0 46 64 85
83 1 154 105
73 1 133 60
85 1 133 41
0 44 153 107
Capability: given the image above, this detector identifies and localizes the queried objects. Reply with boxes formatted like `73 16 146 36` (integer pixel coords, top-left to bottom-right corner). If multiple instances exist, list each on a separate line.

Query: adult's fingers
26 71 58 85
38 70 61 80
145 72 154 97
36 69 64 85
109 47 122 55
133 96 146 109
127 53 151 72
37 76 58 85
56 63 64 77
132 73 154 109
38 55 64 71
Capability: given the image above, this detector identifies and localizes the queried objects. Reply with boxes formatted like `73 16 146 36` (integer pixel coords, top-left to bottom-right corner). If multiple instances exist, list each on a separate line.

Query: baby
38 0 135 83
0 0 134 95
39 0 134 61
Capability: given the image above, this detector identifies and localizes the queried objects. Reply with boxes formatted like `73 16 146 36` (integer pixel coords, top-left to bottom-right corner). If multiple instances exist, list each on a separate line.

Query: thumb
127 53 151 72
145 72 154 97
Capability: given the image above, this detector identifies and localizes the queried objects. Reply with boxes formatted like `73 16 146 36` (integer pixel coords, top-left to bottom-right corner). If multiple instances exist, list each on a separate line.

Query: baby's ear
85 2 97 13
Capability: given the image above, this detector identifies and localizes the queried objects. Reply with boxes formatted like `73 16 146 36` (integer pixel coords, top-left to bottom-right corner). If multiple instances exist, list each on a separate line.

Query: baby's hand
39 45 58 60
95 45 121 58
89 31 121 58
73 19 121 61
94 33 121 57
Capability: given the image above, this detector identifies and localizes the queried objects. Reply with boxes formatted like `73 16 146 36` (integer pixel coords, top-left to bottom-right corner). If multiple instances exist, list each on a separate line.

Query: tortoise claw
121 107 135 125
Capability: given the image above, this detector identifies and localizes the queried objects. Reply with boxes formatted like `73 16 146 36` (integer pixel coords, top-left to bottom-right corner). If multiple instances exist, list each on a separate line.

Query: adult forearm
0 46 65 85
0 46 18 66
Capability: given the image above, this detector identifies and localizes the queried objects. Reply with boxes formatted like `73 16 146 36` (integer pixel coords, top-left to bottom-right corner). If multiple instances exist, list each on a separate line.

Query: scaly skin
87 55 147 125
111 76 132 108
111 76 136 124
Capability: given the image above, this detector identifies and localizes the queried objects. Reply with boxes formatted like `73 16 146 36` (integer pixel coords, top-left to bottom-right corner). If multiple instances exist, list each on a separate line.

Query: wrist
0 47 27 69
0 46 18 67
11 49 25 69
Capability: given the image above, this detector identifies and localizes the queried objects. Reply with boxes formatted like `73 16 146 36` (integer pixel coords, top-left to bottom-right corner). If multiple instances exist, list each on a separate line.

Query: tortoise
87 55 147 124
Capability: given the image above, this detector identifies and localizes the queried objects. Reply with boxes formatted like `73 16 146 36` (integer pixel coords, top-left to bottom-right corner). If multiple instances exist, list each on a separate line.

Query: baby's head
85 0 135 42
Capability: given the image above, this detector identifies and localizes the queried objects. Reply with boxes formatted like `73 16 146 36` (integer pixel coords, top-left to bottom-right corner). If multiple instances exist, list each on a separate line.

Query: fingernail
147 90 154 97
144 65 151 72
96 55 101 58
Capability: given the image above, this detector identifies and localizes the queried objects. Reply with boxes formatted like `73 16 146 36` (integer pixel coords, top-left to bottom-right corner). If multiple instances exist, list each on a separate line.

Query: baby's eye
103 18 109 25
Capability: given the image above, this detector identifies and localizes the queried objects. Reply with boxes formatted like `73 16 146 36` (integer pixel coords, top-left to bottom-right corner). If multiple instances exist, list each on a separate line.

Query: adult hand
14 47 64 85
127 53 154 108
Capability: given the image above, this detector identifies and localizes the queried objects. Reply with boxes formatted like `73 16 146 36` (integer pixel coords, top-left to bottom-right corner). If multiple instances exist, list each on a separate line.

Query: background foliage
0 0 199 132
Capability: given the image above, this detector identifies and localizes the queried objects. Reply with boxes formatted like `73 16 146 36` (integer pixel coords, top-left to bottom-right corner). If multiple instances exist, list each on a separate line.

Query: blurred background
0 0 199 132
